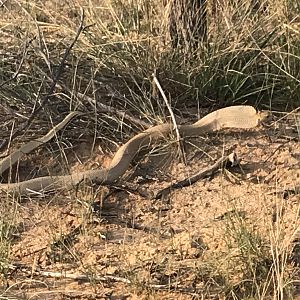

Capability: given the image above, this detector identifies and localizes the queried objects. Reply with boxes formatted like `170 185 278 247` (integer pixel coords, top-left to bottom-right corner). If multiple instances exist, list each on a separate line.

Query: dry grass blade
0 8 85 152
152 73 180 142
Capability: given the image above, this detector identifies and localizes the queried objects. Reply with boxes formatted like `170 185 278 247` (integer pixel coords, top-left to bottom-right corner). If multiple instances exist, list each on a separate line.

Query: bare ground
0 110 299 299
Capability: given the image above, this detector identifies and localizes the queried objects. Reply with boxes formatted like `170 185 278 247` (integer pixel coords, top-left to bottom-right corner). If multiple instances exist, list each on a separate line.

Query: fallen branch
8 263 130 284
36 270 131 284
155 152 240 199
8 263 208 296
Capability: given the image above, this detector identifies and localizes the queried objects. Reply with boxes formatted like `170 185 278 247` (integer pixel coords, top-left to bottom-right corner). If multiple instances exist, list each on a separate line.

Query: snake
0 105 264 196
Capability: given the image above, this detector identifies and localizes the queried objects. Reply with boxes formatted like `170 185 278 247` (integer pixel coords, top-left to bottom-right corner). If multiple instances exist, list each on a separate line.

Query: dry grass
0 0 299 299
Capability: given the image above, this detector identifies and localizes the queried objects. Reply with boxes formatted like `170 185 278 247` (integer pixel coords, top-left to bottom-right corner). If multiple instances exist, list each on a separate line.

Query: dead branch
8 263 210 296
155 152 240 199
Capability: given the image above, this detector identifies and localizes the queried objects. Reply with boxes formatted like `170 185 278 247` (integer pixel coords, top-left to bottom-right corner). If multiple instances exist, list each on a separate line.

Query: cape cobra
0 105 265 196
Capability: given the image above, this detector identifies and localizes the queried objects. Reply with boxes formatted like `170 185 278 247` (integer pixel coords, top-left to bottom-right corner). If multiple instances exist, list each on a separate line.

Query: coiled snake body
0 105 263 196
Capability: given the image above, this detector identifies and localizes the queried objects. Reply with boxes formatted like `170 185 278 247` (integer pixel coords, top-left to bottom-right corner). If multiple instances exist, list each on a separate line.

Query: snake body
0 105 262 196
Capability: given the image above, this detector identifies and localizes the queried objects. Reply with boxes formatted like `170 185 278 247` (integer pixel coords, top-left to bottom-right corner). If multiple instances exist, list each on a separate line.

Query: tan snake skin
0 106 263 196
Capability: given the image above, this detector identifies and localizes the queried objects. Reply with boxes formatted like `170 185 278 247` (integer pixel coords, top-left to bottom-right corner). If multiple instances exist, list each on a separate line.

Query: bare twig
152 73 180 142
39 271 131 283
0 0 9 8
152 73 186 163
155 152 239 199
269 107 300 126
8 263 130 284
8 263 207 296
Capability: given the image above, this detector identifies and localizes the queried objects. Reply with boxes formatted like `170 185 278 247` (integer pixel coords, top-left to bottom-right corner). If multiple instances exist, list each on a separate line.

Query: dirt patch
1 114 300 299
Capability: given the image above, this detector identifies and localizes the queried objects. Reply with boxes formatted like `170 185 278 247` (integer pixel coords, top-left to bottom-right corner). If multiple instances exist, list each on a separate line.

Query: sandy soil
0 110 299 299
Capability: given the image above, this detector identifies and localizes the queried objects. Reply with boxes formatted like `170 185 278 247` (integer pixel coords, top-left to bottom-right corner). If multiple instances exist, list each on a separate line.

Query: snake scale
0 105 264 196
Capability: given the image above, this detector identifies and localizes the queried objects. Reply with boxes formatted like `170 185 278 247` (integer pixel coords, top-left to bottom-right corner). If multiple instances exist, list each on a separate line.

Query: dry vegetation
0 0 299 299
